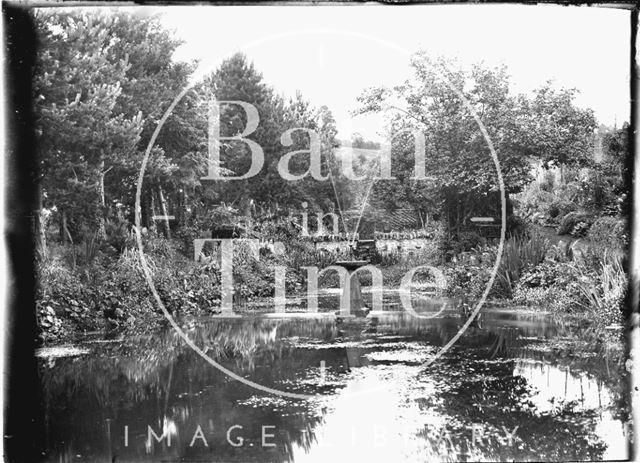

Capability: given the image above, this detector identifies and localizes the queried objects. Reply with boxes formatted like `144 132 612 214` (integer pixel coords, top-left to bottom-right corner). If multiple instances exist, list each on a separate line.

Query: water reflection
38 308 630 462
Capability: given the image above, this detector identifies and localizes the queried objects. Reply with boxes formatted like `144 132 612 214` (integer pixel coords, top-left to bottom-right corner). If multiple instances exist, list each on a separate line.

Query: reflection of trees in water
40 319 339 400
420 360 610 461
38 319 346 462
405 315 627 461
37 314 628 462
372 312 626 387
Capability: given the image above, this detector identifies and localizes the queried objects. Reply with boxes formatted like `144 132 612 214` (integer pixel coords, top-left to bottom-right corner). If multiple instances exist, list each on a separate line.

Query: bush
571 221 590 237
588 216 627 249
438 230 487 259
459 231 487 253
547 199 577 219
513 261 587 313
36 254 104 338
445 233 550 300
176 223 206 258
444 261 500 300
382 246 441 288
35 236 229 343
36 304 67 343
518 260 561 289
514 243 627 326
515 183 556 223
578 168 620 209
557 211 593 235
554 182 582 204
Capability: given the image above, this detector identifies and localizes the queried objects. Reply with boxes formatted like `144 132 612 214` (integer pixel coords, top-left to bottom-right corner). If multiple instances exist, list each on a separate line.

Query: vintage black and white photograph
2 3 637 462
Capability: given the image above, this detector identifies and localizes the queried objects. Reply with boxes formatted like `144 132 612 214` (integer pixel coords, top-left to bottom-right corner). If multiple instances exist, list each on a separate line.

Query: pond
37 302 630 462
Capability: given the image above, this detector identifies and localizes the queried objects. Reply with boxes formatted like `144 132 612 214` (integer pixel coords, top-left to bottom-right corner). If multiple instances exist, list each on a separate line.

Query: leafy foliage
34 10 144 240
517 83 597 169
557 211 594 236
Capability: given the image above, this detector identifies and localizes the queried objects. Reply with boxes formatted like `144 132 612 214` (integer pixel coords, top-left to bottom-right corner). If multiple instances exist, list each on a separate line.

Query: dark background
3 4 44 462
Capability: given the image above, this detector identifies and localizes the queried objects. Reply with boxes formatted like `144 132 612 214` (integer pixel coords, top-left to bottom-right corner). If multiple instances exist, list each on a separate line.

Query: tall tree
203 53 279 209
34 10 210 244
34 11 143 246
204 53 343 215
98 12 207 234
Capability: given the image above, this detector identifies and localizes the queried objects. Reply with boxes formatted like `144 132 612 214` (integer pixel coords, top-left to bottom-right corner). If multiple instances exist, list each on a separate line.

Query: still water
37 302 630 462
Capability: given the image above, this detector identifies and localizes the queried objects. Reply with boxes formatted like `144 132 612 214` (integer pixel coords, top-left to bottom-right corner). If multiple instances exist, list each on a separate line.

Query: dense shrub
557 211 593 236
230 241 274 302
458 231 487 252
513 244 627 326
576 167 623 210
446 233 550 300
35 237 228 344
36 255 108 342
515 184 557 224
518 260 562 289
381 246 442 288
572 221 590 237
176 223 206 258
36 304 66 343
513 261 587 313
444 260 499 300
547 199 577 219
588 216 627 249
438 230 487 259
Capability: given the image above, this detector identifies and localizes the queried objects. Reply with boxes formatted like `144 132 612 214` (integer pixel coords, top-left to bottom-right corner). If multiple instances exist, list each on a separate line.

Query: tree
204 54 343 216
202 53 273 207
356 54 531 233
34 11 143 246
34 10 210 245
517 82 597 180
603 121 630 162
357 53 599 233
97 12 207 236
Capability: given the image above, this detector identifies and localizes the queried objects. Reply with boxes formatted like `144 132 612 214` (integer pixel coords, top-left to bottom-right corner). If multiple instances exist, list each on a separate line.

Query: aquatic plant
572 251 626 325
486 232 550 298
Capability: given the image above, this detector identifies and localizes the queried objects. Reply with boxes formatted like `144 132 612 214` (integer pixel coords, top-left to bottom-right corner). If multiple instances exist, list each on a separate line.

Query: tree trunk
95 159 106 240
149 188 157 235
177 189 187 228
157 185 171 239
60 210 68 244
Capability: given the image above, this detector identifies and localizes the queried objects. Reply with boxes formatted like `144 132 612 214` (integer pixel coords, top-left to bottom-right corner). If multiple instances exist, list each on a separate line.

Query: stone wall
314 238 433 256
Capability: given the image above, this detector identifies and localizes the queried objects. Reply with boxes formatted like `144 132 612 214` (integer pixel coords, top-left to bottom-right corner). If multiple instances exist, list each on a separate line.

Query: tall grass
482 232 550 297
573 251 626 324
